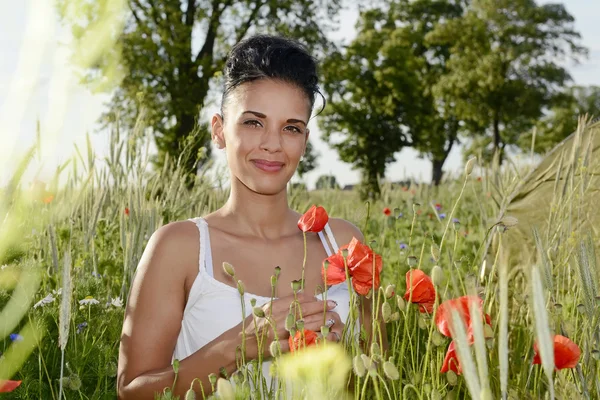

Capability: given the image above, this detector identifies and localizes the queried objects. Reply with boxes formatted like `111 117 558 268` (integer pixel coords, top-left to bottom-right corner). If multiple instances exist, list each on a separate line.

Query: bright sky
1 0 599 189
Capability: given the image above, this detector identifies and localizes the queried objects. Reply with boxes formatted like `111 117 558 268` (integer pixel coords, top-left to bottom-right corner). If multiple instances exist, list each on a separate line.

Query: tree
519 85 600 153
315 174 339 190
426 0 586 163
58 0 344 175
296 140 319 179
388 0 465 185
319 7 422 199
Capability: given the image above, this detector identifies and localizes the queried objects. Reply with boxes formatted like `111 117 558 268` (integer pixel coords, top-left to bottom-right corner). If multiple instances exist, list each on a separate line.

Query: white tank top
172 217 353 386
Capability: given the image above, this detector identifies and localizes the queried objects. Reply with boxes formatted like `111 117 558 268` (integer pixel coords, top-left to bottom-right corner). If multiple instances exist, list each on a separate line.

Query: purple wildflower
439 213 446 219
77 322 88 334
452 218 460 224
9 333 23 342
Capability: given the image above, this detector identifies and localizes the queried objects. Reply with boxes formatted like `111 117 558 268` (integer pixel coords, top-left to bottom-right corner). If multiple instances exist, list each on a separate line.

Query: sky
1 0 599 189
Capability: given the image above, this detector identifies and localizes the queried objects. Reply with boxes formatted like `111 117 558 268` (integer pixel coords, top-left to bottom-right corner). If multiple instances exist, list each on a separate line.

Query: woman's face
212 79 311 195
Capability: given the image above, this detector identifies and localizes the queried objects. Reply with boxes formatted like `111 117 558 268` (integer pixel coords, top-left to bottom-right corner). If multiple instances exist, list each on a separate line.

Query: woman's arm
117 222 241 399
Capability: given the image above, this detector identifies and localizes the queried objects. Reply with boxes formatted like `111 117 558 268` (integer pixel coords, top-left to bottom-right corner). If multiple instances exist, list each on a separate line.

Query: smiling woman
116 35 383 400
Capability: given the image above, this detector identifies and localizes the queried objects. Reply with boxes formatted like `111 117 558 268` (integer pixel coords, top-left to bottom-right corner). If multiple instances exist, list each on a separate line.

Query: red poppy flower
435 296 490 342
124 207 130 216
322 237 383 295
298 205 329 233
404 269 436 313
0 380 21 392
43 194 54 204
435 203 442 210
440 341 461 374
289 329 319 353
533 335 581 370
477 176 482 182
383 207 391 216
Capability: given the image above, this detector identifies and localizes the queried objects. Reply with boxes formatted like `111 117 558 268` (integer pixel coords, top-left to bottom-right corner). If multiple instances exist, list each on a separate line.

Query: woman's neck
220 179 297 239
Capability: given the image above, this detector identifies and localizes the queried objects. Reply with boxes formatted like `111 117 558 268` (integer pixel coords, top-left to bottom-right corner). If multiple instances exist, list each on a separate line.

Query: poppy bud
430 244 440 262
407 256 418 267
353 355 366 377
269 341 281 358
208 373 217 386
465 157 476 176
361 354 373 370
431 265 445 287
252 307 265 318
390 312 400 321
223 262 236 277
383 361 400 380
285 313 295 331
484 324 494 339
185 388 196 400
237 280 245 296
384 284 395 299
446 370 458 386
216 378 235 400
418 316 428 330
382 302 392 323
396 295 406 311
370 342 381 358
67 375 82 391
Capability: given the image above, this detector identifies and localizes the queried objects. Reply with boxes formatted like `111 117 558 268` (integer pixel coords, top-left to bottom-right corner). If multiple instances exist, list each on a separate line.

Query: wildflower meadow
1 116 600 399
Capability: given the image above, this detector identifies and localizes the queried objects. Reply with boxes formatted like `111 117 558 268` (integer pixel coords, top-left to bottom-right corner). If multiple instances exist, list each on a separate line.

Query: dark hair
220 34 326 120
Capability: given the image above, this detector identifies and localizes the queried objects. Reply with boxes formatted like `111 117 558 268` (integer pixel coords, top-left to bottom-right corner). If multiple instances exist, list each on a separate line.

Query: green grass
1 118 599 399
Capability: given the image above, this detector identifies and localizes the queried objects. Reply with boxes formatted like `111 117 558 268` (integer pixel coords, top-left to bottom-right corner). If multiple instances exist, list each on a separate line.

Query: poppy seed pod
407 256 418 267
250 298 257 307
252 307 265 318
320 325 330 337
291 280 302 292
370 342 381 358
208 373 217 386
274 266 281 276
295 320 305 331
222 262 236 277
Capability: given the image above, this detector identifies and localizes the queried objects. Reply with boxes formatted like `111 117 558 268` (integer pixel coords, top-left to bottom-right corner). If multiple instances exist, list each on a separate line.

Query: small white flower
110 297 123 308
79 296 100 306
1 264 8 270
52 288 62 296
33 293 56 309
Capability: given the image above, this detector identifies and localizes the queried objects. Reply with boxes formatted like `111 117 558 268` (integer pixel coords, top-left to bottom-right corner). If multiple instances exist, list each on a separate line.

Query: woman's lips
251 159 284 172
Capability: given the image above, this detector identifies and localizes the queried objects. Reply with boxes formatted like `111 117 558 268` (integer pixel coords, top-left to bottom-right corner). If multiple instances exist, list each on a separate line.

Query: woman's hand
237 292 342 359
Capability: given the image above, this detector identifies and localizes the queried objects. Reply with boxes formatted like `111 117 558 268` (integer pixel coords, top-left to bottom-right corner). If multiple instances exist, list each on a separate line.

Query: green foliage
315 174 339 190
427 0 586 162
57 0 345 175
519 85 600 153
319 6 422 199
296 140 319 178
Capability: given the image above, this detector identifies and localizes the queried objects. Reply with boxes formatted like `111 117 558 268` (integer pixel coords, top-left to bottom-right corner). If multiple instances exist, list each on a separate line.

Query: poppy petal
0 380 22 392
298 205 329 233
440 341 461 374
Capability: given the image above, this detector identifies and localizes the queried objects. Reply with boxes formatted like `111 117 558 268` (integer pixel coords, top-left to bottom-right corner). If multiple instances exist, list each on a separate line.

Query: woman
117 34 381 399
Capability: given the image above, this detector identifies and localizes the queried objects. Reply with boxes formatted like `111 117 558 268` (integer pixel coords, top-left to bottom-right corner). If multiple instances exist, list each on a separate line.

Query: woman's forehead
228 79 311 119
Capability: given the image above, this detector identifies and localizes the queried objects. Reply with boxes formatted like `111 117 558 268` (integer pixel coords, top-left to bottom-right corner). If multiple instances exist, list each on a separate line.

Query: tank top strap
188 217 214 278
318 222 339 256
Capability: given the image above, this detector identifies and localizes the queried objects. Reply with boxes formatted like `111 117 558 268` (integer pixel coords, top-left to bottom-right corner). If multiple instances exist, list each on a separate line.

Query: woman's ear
211 113 226 149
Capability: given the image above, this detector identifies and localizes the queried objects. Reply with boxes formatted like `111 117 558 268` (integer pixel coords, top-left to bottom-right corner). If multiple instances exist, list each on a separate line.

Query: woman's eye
285 126 302 134
244 120 262 127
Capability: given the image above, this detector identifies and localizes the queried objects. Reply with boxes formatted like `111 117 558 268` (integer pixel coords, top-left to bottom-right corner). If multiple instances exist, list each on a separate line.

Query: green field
1 119 599 399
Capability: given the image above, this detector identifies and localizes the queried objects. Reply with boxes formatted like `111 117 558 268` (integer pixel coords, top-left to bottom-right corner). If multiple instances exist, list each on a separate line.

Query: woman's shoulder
327 217 365 245
146 219 201 259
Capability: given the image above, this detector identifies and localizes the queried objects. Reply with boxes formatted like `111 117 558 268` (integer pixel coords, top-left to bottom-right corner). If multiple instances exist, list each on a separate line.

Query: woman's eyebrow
241 110 307 127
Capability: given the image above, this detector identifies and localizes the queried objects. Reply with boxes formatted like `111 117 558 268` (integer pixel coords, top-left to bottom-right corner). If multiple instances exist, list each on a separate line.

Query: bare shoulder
327 217 365 246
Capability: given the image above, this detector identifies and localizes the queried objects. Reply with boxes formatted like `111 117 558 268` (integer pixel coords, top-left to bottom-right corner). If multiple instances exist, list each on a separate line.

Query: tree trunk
431 159 444 186
493 111 503 163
